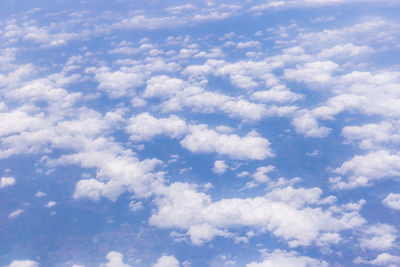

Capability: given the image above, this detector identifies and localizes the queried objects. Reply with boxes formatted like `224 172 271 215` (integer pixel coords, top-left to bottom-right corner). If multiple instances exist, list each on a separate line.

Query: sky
1 0 400 266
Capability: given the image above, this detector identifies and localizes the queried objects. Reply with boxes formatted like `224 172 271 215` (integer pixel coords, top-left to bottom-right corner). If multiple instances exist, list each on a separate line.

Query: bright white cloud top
1 0 400 266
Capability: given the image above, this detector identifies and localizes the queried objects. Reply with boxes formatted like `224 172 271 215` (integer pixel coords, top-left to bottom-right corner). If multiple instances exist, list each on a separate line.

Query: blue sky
1 0 400 266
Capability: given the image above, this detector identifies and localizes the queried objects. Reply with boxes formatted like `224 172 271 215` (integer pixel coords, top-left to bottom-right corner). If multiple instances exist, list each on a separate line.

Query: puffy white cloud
265 186 336 209
182 59 282 90
46 201 56 208
291 111 331 138
181 125 273 160
153 255 180 267
126 112 188 142
100 251 131 267
129 201 143 211
251 166 275 183
317 43 374 59
359 223 398 251
35 191 46 197
8 209 24 219
60 152 163 201
160 85 273 121
6 260 39 267
308 70 400 124
0 176 16 188
355 253 400 266
295 17 400 51
237 41 260 49
342 121 400 150
284 61 339 84
252 85 303 103
108 41 156 55
143 75 185 98
332 150 400 189
86 59 180 98
246 250 328 267
2 19 78 47
165 4 196 14
150 183 364 247
212 160 228 175
5 74 82 108
86 67 144 98
0 111 47 138
382 193 400 210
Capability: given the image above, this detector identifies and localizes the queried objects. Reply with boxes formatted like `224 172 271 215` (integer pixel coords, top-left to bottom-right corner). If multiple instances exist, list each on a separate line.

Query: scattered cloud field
1 0 400 266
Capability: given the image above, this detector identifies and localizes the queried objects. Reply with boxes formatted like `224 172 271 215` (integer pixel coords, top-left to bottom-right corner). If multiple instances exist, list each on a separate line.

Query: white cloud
310 71 400 121
165 4 196 14
99 251 131 267
153 255 180 267
181 125 273 160
246 249 328 267
355 253 400 266
150 183 364 247
46 201 56 208
35 191 46 197
0 176 16 188
317 43 374 60
251 166 275 183
212 160 228 175
331 150 400 189
129 201 143 211
265 186 336 209
143 75 185 98
0 111 46 138
126 112 188 142
8 209 24 219
295 17 400 51
360 223 398 251
291 111 331 138
382 193 400 210
252 85 303 103
237 41 260 49
6 260 39 267
86 67 144 98
342 121 400 150
284 61 339 84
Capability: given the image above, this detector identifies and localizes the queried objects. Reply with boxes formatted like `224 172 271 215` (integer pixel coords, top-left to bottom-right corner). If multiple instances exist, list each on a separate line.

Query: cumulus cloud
291 111 331 138
342 121 400 150
85 67 145 98
6 260 39 267
252 85 303 103
284 61 339 84
212 160 228 175
144 75 185 98
251 166 275 183
355 253 400 266
126 112 188 142
331 150 400 189
317 43 374 59
181 125 273 160
99 251 131 267
246 249 328 267
35 191 46 197
46 201 56 208
382 193 400 210
8 209 24 219
0 176 16 188
144 75 275 121
150 183 364 247
153 255 180 267
360 223 398 250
